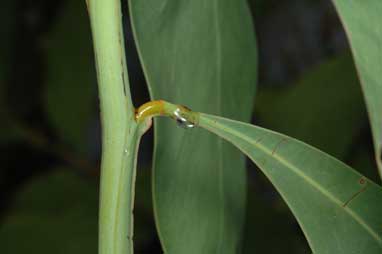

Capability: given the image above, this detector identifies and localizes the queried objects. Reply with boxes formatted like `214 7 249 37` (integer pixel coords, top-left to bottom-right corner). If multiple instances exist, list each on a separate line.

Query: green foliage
43 0 96 153
255 54 366 159
0 168 157 254
332 0 382 177
0 170 98 254
245 54 374 253
130 0 257 252
199 113 382 254
2 1 382 254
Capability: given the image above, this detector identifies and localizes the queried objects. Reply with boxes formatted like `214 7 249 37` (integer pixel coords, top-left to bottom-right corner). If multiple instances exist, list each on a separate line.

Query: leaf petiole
135 100 199 128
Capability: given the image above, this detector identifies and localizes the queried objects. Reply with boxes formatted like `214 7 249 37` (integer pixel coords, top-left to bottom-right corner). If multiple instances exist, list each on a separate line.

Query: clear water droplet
124 149 128 153
173 108 195 129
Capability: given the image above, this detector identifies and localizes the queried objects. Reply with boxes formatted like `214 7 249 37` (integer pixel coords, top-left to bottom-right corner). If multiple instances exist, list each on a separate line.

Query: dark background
0 0 380 253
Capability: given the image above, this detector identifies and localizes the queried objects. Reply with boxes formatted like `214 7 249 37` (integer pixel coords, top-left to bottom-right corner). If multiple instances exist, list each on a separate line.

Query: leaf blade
199 113 382 254
129 0 257 252
332 0 382 177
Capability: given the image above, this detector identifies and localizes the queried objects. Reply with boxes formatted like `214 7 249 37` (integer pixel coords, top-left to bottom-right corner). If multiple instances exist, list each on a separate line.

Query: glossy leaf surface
130 0 257 252
199 113 382 254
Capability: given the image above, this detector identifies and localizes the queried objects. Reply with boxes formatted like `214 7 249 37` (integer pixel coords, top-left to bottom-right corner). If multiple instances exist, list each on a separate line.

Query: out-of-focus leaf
332 0 382 177
255 54 366 160
0 168 160 254
130 0 257 252
199 113 382 254
0 170 98 254
43 0 96 152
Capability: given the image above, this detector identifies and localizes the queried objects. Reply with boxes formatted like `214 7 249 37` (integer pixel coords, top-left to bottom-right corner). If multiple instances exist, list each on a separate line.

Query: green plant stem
87 0 141 253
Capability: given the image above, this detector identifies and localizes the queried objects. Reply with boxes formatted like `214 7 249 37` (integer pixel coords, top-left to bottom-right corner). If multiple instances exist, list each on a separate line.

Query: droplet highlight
173 108 195 129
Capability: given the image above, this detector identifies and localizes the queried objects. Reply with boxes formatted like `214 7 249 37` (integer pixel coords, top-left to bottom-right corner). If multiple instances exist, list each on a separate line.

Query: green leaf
255 54 366 159
332 0 382 177
246 54 366 253
0 170 98 254
199 113 382 254
43 0 96 152
130 0 257 252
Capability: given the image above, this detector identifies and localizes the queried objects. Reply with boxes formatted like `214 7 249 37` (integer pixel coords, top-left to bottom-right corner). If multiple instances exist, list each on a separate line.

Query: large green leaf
130 0 257 252
199 113 382 254
332 0 382 177
255 54 366 159
43 0 96 153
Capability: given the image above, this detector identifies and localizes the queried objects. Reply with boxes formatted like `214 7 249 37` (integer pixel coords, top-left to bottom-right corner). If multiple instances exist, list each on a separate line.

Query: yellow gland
135 100 198 129
135 100 166 123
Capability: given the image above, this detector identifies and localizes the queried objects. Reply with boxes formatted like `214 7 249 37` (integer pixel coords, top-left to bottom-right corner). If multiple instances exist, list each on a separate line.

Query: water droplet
124 149 128 153
173 108 195 129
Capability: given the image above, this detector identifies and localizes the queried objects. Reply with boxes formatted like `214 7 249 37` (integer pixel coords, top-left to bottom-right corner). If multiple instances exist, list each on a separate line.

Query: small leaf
332 0 382 177
199 113 382 254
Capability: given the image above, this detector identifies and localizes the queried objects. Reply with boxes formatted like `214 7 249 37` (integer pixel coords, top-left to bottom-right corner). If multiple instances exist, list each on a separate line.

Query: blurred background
0 0 380 253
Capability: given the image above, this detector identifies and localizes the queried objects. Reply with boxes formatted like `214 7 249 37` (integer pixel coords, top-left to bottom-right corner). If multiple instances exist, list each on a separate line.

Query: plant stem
87 0 139 253
87 3 198 253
